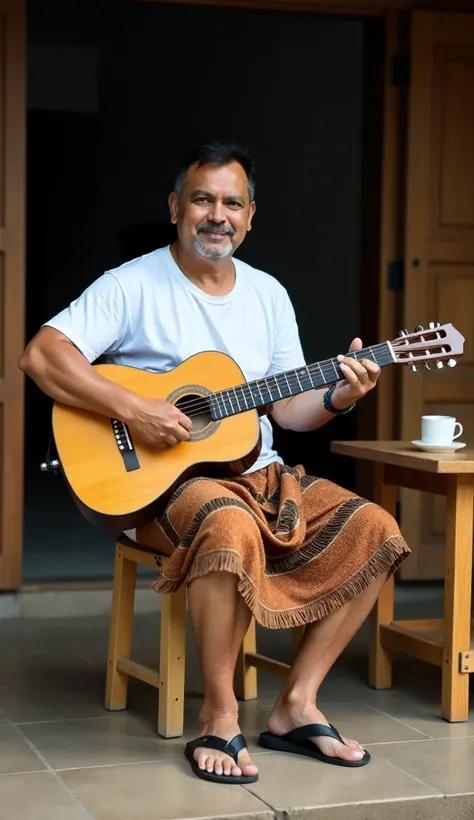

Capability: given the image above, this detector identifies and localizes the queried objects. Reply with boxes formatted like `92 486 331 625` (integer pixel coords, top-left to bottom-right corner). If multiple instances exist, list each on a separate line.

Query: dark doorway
24 0 383 583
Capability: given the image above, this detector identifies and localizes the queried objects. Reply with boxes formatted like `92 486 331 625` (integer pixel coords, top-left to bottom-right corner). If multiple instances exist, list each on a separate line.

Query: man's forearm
19 332 140 423
273 387 353 433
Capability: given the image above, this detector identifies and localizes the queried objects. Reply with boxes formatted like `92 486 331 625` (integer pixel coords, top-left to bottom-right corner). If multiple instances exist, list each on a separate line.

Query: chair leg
369 574 394 688
235 617 258 700
158 586 186 738
105 544 137 711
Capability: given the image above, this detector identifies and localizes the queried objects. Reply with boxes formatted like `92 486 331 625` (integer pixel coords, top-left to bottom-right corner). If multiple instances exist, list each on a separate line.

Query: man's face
169 161 255 260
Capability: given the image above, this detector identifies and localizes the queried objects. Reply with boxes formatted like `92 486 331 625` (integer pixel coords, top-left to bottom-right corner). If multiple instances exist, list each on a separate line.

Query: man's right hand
127 397 192 449
18 328 193 449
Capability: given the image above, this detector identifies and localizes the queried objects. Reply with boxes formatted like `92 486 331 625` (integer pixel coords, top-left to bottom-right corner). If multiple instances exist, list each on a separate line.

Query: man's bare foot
194 710 259 778
267 700 365 763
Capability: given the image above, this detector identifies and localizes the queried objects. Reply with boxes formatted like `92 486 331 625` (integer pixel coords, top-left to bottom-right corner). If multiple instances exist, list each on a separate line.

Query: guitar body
52 351 262 530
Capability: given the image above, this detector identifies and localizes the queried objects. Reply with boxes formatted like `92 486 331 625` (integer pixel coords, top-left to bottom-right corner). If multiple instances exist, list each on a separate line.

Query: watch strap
323 385 356 416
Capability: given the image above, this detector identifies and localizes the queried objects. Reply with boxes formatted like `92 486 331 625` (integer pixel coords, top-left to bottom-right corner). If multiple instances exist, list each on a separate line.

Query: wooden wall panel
0 0 25 590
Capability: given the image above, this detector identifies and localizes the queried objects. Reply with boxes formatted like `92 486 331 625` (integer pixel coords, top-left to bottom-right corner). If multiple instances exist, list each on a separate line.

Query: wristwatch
323 385 356 416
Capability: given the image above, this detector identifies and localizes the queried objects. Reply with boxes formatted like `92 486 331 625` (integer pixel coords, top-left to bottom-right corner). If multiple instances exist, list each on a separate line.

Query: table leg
369 464 398 689
441 474 474 722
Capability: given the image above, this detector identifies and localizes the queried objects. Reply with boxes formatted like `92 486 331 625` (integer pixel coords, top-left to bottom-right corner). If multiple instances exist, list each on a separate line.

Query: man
20 141 410 785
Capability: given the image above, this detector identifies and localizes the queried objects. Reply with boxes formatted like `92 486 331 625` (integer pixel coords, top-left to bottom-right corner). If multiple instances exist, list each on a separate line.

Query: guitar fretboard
209 342 394 420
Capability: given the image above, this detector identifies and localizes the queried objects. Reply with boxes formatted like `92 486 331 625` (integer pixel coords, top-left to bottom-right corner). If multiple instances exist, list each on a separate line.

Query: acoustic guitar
43 322 464 530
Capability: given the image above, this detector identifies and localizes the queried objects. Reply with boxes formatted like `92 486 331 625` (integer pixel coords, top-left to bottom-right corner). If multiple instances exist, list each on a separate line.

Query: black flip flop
259 723 371 768
185 733 259 784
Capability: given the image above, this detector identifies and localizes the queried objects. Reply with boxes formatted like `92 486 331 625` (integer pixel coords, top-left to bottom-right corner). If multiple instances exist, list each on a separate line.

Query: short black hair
174 141 256 201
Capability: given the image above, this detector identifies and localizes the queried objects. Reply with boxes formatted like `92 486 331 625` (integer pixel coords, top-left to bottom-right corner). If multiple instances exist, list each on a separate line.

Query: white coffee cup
421 415 463 445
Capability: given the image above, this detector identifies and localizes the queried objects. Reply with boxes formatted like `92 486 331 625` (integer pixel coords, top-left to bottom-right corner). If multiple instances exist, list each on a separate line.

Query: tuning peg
415 325 424 331
398 329 408 336
424 362 431 370
436 322 442 327
447 359 457 368
428 321 436 329
409 364 418 373
435 361 444 369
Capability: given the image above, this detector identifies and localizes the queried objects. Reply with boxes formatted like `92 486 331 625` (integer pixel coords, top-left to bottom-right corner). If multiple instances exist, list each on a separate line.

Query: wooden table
331 441 474 722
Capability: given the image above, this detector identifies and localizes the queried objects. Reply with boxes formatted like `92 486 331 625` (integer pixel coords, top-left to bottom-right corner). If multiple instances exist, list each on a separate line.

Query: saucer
411 440 466 453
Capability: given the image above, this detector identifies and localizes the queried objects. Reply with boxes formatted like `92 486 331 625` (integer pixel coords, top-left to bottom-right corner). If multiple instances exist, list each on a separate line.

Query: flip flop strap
186 733 247 765
283 723 344 745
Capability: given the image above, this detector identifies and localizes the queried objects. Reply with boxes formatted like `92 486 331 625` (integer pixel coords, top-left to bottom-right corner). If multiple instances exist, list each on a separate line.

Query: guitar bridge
111 418 140 472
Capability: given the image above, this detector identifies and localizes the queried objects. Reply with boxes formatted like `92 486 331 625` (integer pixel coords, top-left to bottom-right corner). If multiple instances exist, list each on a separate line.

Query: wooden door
0 0 26 590
400 10 474 580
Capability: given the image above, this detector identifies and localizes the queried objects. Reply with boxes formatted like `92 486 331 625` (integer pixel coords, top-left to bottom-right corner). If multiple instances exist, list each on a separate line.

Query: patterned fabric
136 462 410 629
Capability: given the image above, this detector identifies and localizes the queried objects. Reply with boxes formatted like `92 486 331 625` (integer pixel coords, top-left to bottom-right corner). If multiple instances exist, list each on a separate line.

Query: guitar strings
175 345 394 418
172 344 394 419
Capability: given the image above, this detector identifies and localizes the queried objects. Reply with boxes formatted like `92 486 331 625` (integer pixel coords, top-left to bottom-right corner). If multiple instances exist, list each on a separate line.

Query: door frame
0 0 26 591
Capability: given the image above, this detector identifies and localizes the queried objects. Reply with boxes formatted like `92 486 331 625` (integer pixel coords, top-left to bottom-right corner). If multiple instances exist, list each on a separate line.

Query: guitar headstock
390 322 465 372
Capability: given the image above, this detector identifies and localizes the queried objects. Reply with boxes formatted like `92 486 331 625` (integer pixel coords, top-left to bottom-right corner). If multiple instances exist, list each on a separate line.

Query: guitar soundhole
174 393 212 434
167 384 220 442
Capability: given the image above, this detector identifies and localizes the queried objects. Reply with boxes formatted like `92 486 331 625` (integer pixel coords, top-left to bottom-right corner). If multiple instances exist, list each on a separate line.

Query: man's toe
197 753 208 770
332 743 357 761
242 764 259 775
316 738 363 761
205 755 217 772
343 745 365 761
342 737 365 757
237 749 258 776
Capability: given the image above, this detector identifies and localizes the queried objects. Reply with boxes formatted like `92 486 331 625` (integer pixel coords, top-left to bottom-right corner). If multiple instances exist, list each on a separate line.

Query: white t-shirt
45 245 306 473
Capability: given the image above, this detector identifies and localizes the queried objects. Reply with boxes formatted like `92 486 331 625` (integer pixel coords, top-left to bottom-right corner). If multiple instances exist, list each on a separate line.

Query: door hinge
387 260 404 292
391 53 410 88
459 651 474 673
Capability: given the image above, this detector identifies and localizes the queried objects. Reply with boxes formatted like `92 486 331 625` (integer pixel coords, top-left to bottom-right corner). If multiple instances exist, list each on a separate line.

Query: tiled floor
1 592 474 820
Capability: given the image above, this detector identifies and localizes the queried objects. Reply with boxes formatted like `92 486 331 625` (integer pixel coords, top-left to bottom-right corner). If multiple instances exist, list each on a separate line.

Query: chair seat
116 531 174 558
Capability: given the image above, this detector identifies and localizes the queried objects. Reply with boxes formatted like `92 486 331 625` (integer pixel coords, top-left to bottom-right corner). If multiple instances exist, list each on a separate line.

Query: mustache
197 222 235 236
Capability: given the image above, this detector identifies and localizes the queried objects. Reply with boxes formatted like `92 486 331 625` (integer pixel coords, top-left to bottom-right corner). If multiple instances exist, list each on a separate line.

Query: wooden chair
105 534 304 738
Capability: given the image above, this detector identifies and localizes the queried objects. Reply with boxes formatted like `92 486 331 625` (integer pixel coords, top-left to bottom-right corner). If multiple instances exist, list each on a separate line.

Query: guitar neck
210 342 395 420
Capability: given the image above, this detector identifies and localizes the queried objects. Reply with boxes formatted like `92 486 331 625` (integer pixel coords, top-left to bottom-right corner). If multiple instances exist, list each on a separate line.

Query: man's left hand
331 337 381 410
